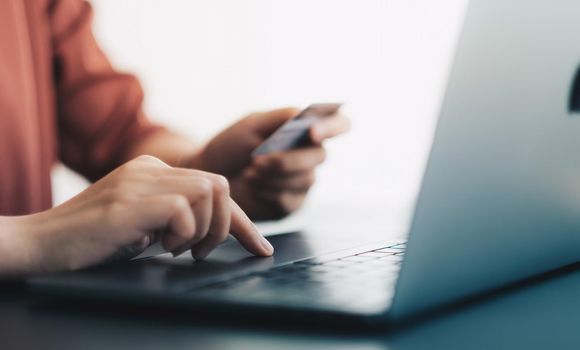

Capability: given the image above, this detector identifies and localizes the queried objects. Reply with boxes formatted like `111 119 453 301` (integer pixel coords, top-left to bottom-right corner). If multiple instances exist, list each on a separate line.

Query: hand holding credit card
252 103 343 156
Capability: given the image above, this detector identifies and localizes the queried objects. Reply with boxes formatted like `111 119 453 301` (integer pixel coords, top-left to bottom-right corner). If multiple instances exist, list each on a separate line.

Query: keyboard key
189 241 407 310
339 256 378 263
374 247 403 253
355 252 390 258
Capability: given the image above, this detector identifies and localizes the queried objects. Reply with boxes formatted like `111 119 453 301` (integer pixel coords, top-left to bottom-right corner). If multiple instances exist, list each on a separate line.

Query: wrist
0 215 41 278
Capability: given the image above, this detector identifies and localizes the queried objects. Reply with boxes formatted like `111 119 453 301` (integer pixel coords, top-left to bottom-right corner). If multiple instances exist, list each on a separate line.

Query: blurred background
52 0 467 232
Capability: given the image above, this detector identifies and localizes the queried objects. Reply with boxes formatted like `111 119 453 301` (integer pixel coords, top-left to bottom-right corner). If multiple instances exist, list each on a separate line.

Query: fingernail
260 236 274 255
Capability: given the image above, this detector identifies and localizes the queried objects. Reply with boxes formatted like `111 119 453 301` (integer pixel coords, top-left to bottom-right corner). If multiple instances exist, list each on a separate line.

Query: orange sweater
0 0 163 215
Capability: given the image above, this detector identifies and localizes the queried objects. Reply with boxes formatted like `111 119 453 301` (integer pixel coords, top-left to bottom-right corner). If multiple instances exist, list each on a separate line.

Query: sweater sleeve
49 0 165 181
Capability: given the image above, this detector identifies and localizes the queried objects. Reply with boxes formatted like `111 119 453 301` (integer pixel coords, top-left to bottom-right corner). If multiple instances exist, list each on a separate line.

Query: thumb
252 107 299 138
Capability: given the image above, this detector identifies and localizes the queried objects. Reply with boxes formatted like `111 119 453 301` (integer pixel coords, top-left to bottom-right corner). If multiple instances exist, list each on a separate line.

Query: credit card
252 103 342 156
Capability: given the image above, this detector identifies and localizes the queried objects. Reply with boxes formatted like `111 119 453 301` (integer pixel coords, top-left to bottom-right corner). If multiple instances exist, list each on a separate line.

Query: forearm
123 129 202 168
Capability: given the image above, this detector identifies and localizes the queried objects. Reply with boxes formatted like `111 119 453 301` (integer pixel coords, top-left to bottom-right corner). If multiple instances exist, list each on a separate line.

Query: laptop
29 0 580 326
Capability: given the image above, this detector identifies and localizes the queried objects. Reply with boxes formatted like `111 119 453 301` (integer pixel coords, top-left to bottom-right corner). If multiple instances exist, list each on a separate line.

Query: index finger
310 113 351 144
228 199 274 256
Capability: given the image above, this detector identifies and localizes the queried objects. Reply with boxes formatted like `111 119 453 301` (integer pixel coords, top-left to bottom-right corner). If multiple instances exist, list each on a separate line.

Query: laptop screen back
391 0 580 319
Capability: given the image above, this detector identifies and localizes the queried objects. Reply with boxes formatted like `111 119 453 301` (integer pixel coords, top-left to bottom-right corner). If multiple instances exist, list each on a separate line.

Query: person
0 0 349 277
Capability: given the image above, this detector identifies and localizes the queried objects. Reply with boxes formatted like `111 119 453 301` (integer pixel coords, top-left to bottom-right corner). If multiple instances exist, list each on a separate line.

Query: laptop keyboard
191 242 406 311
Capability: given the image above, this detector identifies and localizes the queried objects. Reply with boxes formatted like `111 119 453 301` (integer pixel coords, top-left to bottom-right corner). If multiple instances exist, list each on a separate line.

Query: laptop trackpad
164 231 356 263
33 231 370 294
137 231 365 290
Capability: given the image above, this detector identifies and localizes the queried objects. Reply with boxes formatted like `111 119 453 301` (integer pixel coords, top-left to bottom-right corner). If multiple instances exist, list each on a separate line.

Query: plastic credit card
252 103 342 156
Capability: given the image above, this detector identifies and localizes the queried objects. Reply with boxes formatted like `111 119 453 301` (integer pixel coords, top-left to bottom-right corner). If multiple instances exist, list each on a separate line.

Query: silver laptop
30 0 580 326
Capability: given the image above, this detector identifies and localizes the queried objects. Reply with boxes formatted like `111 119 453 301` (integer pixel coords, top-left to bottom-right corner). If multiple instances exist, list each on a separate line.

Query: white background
52 0 467 230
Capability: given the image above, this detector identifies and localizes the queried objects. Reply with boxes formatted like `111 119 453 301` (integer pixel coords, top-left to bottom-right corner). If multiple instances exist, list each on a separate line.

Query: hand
1 155 273 277
191 108 350 220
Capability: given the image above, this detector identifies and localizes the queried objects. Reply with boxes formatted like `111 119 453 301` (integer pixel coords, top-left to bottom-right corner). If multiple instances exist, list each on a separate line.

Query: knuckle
196 177 213 197
135 154 161 164
119 157 163 176
210 174 230 195
171 195 190 212
118 160 140 175
134 155 170 169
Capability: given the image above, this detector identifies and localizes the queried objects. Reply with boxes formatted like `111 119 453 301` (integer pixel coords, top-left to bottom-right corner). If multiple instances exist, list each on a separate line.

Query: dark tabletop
1 259 580 350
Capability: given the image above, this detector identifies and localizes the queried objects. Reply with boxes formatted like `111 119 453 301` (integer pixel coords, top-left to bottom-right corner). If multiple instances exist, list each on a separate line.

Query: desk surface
2 204 579 350
2 265 580 350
